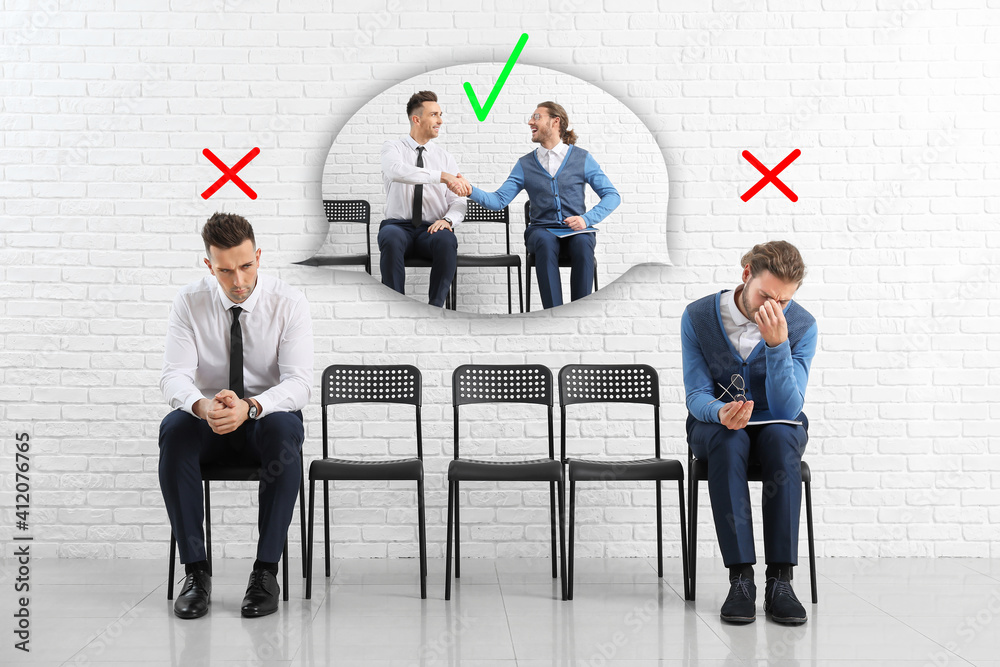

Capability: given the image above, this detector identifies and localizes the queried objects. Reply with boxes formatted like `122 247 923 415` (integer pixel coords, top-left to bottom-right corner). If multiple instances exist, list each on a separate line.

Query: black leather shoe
173 570 211 619
765 576 807 625
241 568 280 618
720 574 756 624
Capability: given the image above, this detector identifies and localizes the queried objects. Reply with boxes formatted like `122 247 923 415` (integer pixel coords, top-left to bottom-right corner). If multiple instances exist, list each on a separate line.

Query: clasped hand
197 389 249 435
754 298 788 347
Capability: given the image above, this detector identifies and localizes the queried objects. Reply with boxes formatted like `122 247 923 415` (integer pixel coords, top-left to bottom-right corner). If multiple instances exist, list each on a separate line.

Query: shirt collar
725 287 754 327
537 142 568 160
404 135 433 154
216 274 263 314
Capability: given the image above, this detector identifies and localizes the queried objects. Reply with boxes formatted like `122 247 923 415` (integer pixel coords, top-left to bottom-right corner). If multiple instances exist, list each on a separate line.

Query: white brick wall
1 2 999 561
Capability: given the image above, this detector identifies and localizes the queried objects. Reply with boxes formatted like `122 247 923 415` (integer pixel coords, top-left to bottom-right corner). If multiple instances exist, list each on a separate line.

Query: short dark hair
406 91 438 121
741 240 806 286
201 212 255 257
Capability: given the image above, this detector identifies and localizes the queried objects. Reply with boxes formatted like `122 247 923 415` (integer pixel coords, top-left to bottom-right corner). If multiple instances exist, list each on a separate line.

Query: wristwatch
245 399 259 420
443 217 453 229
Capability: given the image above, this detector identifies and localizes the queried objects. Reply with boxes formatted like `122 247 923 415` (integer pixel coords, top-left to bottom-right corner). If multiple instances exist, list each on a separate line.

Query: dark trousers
525 225 596 309
378 219 458 307
687 414 808 567
158 409 304 564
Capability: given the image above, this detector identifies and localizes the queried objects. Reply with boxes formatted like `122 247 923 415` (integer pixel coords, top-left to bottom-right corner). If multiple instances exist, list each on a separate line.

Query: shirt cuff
182 392 206 418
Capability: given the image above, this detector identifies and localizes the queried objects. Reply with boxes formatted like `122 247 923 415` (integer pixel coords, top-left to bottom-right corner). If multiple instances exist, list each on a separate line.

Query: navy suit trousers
687 414 808 567
158 409 303 564
525 225 596 309
378 219 458 307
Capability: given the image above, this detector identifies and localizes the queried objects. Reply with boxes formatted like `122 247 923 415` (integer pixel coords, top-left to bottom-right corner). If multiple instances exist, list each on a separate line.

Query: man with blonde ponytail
453 102 620 309
682 240 817 626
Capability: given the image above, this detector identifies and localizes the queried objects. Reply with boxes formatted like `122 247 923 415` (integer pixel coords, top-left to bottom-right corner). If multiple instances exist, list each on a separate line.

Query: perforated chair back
559 364 659 407
320 364 422 459
323 199 370 224
453 364 552 406
559 364 661 462
451 364 554 460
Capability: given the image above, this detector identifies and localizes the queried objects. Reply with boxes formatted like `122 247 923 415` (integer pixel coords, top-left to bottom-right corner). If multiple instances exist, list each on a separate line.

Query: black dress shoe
764 576 807 625
174 570 211 619
720 574 756 624
241 568 280 618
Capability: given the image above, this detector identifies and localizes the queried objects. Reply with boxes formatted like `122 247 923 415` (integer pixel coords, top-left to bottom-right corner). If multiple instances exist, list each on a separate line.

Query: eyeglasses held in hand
707 373 746 405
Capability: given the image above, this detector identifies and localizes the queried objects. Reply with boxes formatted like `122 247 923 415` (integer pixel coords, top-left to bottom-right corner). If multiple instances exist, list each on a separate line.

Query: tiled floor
1 556 998 666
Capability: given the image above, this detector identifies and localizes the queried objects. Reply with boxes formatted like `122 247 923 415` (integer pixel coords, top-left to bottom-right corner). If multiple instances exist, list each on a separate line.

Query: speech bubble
303 63 670 315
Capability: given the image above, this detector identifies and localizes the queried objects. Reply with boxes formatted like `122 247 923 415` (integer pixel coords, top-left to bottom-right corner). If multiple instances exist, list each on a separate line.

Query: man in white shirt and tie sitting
378 90 470 307
158 213 313 619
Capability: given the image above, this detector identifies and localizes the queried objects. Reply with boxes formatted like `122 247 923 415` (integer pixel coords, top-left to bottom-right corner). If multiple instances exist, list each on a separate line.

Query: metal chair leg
454 481 461 579
282 539 289 602
517 266 524 313
568 480 575 601
167 531 176 600
323 479 331 578
417 477 427 600
655 480 663 578
306 478 315 599
689 469 698 601
445 480 454 600
549 480 558 579
204 481 213 577
678 479 691 601
558 477 567 601
806 478 818 604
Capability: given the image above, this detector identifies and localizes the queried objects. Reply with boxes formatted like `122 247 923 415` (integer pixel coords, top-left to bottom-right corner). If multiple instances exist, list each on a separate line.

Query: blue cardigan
682 290 818 424
469 145 620 228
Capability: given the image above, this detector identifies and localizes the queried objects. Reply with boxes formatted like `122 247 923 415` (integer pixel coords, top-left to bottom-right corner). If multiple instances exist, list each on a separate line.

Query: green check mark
464 33 529 122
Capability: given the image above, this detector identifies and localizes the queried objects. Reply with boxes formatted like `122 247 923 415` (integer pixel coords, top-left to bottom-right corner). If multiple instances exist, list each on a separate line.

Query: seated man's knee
159 410 200 451
378 226 408 255
259 412 304 447
528 232 559 258
430 230 458 255
566 232 596 256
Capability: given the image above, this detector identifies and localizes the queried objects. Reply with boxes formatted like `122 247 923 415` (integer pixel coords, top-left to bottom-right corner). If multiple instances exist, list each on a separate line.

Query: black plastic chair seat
456 254 522 268
569 457 684 483
448 457 562 482
690 458 811 483
404 257 434 267
310 457 423 482
297 254 369 267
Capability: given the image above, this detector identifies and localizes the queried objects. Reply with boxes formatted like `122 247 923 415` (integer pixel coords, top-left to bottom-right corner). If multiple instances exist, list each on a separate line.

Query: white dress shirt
380 136 467 226
160 273 313 418
535 142 569 177
720 287 762 360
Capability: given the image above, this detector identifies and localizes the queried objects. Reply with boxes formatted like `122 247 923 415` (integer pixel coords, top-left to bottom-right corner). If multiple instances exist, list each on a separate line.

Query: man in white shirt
378 90 470 307
158 213 313 619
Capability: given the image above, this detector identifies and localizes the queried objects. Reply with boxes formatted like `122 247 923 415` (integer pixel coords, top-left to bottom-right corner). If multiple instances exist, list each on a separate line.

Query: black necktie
412 146 425 227
229 306 244 399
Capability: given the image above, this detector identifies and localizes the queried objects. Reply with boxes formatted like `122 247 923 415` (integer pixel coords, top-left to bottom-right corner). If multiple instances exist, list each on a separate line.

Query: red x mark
201 147 260 200
741 149 801 202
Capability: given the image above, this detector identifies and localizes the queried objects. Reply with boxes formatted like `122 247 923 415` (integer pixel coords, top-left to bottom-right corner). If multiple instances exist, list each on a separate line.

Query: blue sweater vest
686 291 816 413
519 146 590 226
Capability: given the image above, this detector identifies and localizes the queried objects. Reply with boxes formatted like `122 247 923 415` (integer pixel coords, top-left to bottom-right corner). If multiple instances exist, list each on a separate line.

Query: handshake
441 172 472 197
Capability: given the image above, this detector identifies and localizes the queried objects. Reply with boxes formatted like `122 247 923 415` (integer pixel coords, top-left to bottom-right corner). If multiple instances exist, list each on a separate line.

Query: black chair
295 200 372 273
446 365 567 601
688 449 817 603
523 201 599 312
559 365 690 601
306 365 427 599
450 201 523 313
167 453 307 602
